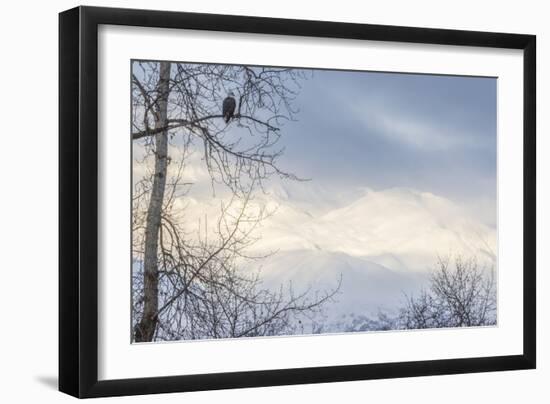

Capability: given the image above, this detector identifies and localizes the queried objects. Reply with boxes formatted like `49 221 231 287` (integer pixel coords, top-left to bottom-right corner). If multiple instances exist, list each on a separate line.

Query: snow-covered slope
253 249 427 319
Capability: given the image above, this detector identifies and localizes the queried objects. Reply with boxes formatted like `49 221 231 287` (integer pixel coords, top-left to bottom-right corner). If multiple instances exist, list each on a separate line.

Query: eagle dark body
222 95 236 123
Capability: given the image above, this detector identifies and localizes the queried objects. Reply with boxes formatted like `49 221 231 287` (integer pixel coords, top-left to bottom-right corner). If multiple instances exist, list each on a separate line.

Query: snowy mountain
178 181 496 322
250 184 496 268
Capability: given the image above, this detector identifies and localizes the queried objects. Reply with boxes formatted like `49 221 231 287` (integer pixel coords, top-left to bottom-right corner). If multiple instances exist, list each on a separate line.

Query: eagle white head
228 91 235 97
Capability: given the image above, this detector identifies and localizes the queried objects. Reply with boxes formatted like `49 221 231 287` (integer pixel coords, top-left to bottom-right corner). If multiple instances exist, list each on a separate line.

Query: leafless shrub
399 255 496 329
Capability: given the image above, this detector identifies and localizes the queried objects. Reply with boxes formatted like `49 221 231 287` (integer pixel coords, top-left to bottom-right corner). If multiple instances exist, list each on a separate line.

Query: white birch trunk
134 61 170 342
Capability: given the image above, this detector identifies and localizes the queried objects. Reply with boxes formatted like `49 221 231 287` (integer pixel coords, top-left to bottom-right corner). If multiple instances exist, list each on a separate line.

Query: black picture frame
59 6 536 398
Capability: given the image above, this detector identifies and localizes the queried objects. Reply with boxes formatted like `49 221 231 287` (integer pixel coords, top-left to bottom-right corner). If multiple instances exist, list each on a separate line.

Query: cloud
351 102 492 152
133 141 213 188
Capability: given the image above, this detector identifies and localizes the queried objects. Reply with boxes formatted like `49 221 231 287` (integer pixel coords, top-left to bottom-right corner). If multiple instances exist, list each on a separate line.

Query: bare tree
399 255 496 329
131 61 338 342
132 145 339 341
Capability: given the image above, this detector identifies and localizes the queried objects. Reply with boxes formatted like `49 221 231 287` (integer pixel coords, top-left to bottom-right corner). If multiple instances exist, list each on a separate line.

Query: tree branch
132 114 280 140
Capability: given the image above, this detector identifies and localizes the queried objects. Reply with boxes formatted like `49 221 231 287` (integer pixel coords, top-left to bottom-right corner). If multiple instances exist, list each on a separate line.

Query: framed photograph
59 6 536 398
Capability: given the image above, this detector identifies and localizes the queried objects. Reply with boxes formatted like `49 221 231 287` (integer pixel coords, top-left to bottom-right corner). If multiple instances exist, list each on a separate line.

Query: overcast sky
274 69 497 207
133 63 497 227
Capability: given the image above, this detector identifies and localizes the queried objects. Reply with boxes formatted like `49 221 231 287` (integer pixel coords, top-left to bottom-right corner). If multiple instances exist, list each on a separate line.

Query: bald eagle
222 92 236 123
